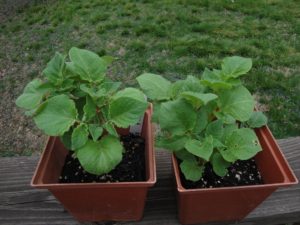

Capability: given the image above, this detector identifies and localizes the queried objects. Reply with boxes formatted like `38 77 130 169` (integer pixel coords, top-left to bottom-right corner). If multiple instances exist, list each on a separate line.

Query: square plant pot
172 125 298 225
31 105 156 222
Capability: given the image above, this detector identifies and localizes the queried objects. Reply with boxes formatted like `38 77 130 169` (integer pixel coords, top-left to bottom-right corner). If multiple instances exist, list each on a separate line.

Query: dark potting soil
181 159 264 189
59 133 145 183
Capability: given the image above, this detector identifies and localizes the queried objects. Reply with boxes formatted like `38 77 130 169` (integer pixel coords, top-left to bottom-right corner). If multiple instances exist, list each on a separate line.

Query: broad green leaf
156 135 189 151
100 81 121 94
170 75 204 98
211 152 230 177
112 87 146 101
219 148 237 162
109 96 147 127
181 92 218 108
201 68 232 90
16 79 47 110
247 111 268 128
33 95 77 136
24 102 47 117
38 82 56 91
225 128 262 160
69 47 107 82
185 136 214 161
42 52 65 84
65 62 78 77
214 111 236 124
175 150 196 161
103 122 118 137
180 160 204 181
219 85 255 122
222 56 252 78
60 129 72 150
206 120 223 139
88 124 103 141
83 96 97 121
159 99 197 135
109 88 148 128
76 135 123 175
221 123 239 142
193 108 208 134
71 124 89 150
137 73 171 100
212 137 226 149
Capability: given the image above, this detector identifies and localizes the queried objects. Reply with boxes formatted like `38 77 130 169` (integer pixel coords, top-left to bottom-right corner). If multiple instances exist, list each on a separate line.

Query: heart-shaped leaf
76 135 123 175
205 119 223 140
221 56 252 78
69 47 107 82
211 152 230 177
83 96 97 121
33 95 78 136
247 111 268 128
16 79 48 110
159 99 197 135
137 73 171 100
219 85 255 122
109 88 148 128
88 124 103 141
72 124 89 150
42 52 65 84
225 128 262 160
180 159 204 182
185 136 214 161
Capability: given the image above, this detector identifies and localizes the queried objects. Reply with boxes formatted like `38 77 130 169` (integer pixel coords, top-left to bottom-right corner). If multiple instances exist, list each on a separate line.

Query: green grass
0 0 299 154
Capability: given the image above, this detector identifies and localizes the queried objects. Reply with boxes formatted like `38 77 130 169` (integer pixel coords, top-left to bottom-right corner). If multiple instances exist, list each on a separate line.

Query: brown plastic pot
173 125 298 225
31 105 156 222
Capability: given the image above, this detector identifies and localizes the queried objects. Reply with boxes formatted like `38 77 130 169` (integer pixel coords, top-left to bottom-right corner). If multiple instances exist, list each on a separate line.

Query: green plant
16 47 148 175
137 56 267 181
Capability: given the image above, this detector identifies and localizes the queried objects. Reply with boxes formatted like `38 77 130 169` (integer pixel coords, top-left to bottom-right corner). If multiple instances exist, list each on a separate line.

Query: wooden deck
0 137 299 225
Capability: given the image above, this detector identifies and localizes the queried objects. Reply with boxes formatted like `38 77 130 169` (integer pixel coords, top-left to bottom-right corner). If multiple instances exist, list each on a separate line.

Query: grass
0 0 299 153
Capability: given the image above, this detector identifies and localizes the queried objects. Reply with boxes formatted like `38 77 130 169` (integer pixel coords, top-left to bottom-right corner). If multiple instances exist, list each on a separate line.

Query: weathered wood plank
0 137 299 225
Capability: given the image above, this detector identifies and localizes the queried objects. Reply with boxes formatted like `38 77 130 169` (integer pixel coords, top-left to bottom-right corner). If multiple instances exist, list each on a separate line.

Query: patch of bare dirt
0 84 47 155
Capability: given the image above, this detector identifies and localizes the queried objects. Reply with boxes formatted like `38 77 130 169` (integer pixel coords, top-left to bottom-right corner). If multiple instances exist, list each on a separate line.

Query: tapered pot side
172 125 298 225
31 105 156 222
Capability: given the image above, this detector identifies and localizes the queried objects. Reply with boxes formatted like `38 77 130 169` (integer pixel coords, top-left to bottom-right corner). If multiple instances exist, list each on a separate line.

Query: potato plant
16 47 148 175
137 56 267 181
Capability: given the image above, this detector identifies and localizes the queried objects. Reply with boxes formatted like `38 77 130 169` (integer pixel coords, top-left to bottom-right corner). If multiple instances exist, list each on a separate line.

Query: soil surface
181 158 263 189
59 133 145 183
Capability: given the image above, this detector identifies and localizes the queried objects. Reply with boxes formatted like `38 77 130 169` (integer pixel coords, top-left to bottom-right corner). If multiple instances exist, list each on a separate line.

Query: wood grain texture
0 137 299 225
